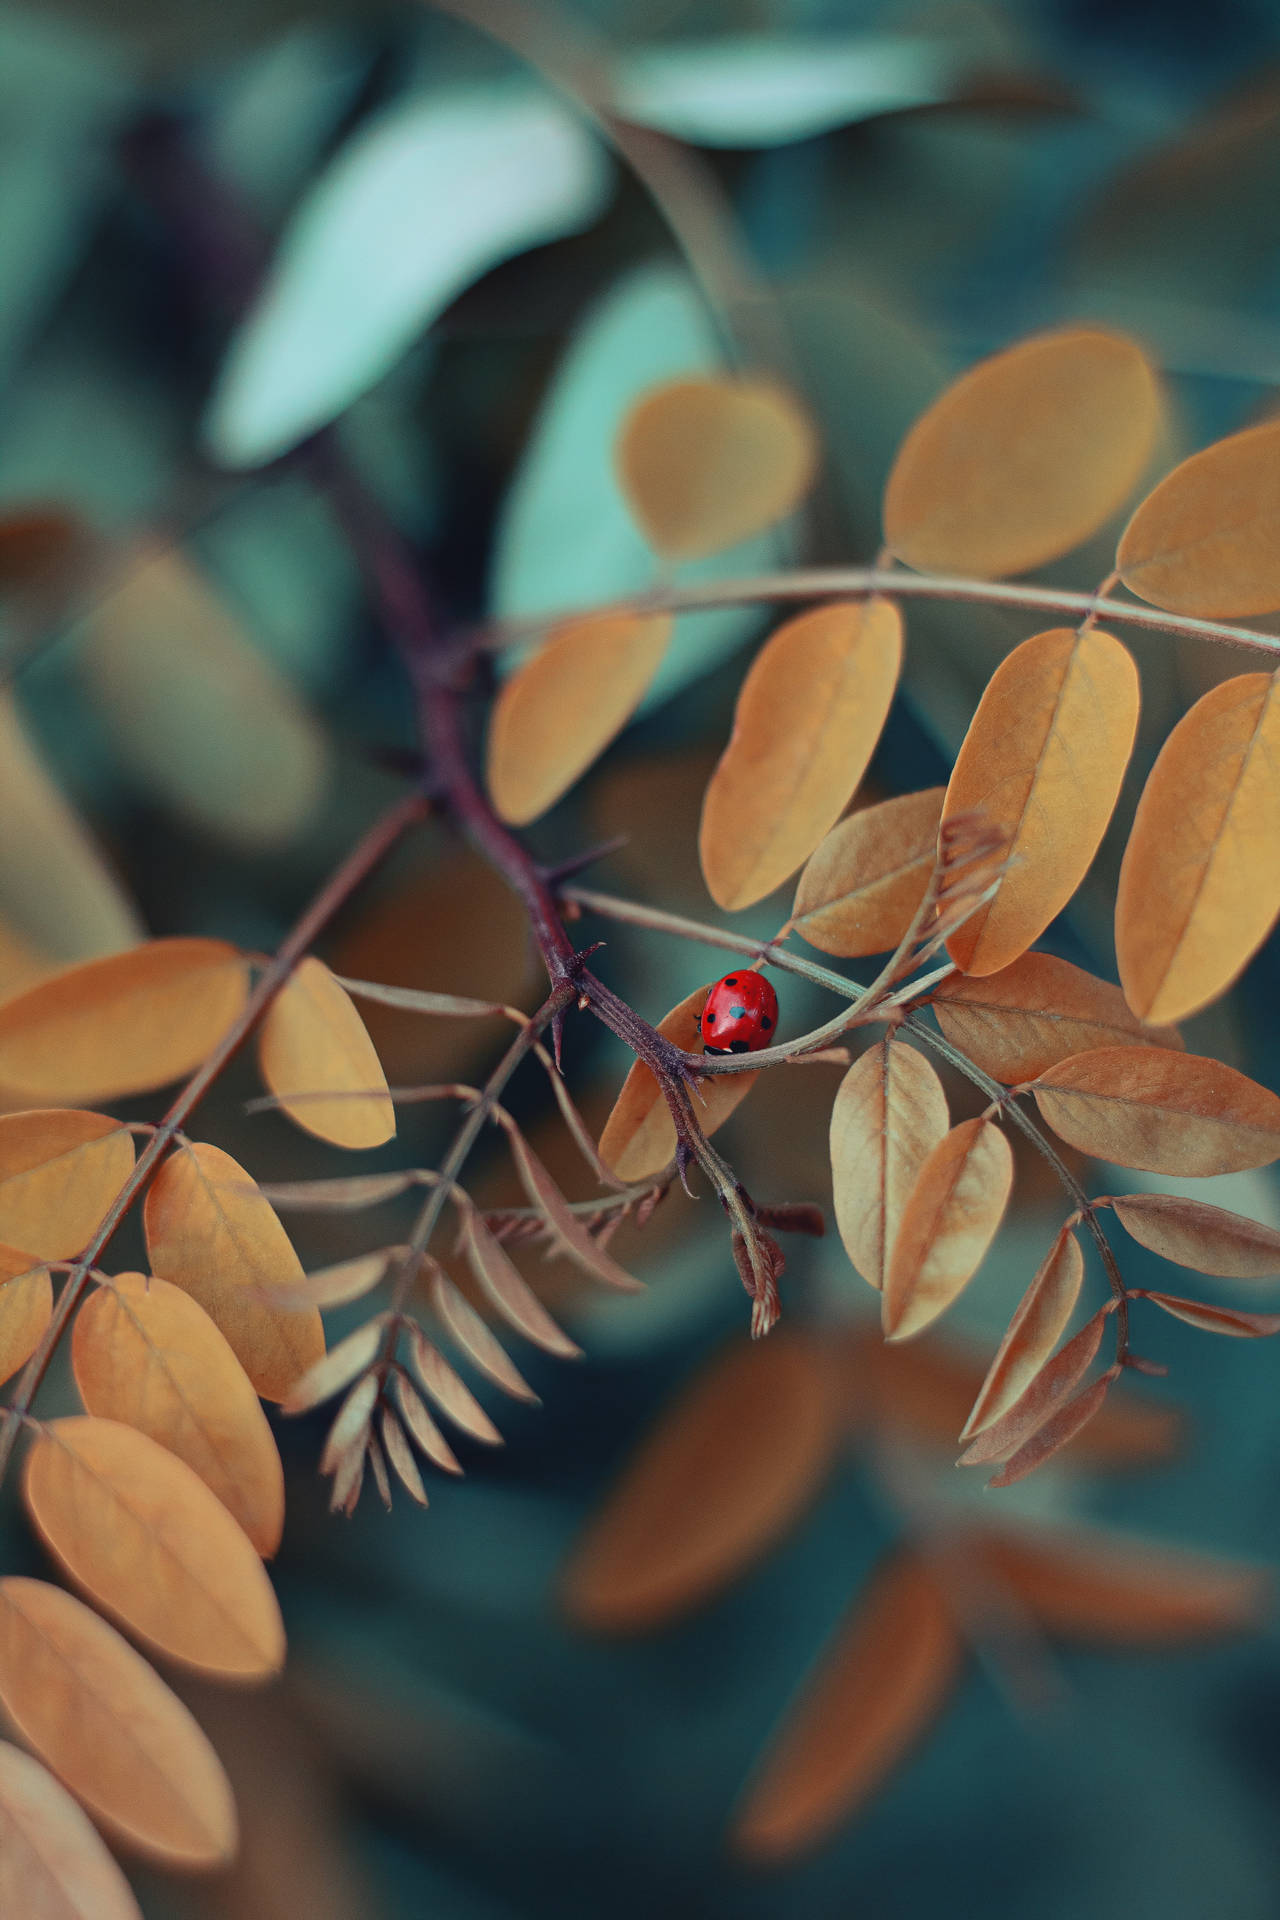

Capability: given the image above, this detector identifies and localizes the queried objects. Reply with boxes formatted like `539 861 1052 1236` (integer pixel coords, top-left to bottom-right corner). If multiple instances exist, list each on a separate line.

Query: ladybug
700 970 778 1055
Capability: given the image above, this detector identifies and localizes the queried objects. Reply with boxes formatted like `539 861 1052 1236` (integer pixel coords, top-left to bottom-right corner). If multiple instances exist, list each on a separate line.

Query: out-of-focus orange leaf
960 1226 1084 1439
486 613 671 825
144 1141 324 1402
732 1551 961 1861
562 1332 839 1631
883 328 1161 577
0 940 250 1105
1111 1192 1280 1277
1031 1046 1280 1174
0 509 83 591
23 1417 285 1679
830 1039 948 1291
72 1274 285 1557
0 1737 143 1919
0 1110 134 1260
0 1244 52 1387
940 628 1139 975
616 375 818 560
1138 1289 1280 1337
598 984 755 1180
1115 671 1280 1024
932 952 1181 1083
791 788 945 957
699 598 902 910
987 1374 1115 1486
959 1305 1112 1468
883 1119 1014 1340
256 957 395 1150
1117 419 1280 616
0 1578 236 1867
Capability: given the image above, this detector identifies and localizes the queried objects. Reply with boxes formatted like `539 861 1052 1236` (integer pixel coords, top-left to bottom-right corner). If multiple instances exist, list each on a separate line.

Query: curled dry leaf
487 613 672 825
144 1141 324 1402
0 1737 144 1920
940 628 1139 976
0 1579 236 1868
283 1319 384 1415
23 1417 285 1679
406 1323 503 1444
959 1305 1112 1468
1138 1290 1280 1337
1115 672 1280 1024
563 1331 839 1632
459 1204 582 1359
960 1225 1085 1440
616 374 818 560
1030 1046 1280 1175
598 983 755 1181
256 957 395 1150
1111 1192 1280 1277
0 1243 52 1388
932 952 1181 1083
508 1130 644 1292
0 939 249 1105
987 1374 1113 1487
1117 418 1280 616
380 1407 428 1506
332 976 507 1018
0 1110 134 1261
882 326 1161 577
733 1551 961 1862
72 1274 285 1557
830 1039 949 1291
319 1373 379 1475
392 1369 462 1475
285 1248 400 1311
699 598 902 911
791 788 945 957
882 1118 1014 1341
428 1269 538 1403
261 1171 423 1211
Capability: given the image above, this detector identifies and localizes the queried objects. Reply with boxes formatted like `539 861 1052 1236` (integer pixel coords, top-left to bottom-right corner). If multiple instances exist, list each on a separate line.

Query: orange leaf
941 628 1139 976
882 1118 1014 1340
829 1039 949 1290
1031 1046 1280 1174
0 1110 134 1260
616 375 818 561
791 788 945 957
960 1225 1085 1439
23 1417 285 1679
932 951 1181 1083
883 327 1161 577
72 1274 285 1557
0 939 249 1104
0 1737 143 1918
959 1305 1112 1468
699 598 902 910
598 983 756 1181
486 613 672 825
0 1578 236 1867
256 956 395 1150
1139 1290 1280 1337
1111 1192 1280 1278
562 1331 839 1631
988 1374 1114 1486
143 1141 324 1402
1115 672 1280 1023
0 1244 52 1388
732 1551 961 1861
1117 418 1280 616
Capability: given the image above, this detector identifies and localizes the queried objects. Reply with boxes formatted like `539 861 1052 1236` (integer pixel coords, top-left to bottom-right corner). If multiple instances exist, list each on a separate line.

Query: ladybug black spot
705 1044 729 1056
761 1015 772 1030
729 1040 750 1054
724 976 738 985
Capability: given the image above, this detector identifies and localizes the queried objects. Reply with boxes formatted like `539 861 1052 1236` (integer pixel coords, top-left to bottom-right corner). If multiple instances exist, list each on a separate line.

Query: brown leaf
0 1736 144 1919
256 957 395 1149
508 1131 644 1292
958 1305 1112 1467
0 1578 236 1867
932 952 1181 1083
379 1408 428 1506
0 939 250 1104
391 1369 462 1475
791 788 945 957
333 977 507 1019
282 1320 383 1415
459 1205 582 1359
883 327 1161 577
0 1110 134 1260
1138 1290 1280 1337
1112 1192 1280 1277
699 598 902 910
830 1039 949 1291
597 983 756 1181
883 1119 1014 1340
23 1417 285 1679
1117 418 1280 616
288 1248 400 1310
562 1331 839 1632
940 628 1139 975
960 1226 1085 1439
0 1243 52 1387
616 375 818 560
405 1324 503 1444
987 1374 1115 1486
427 1268 538 1403
1031 1046 1280 1174
72 1274 285 1557
261 1171 422 1211
732 1551 961 1861
1115 671 1280 1023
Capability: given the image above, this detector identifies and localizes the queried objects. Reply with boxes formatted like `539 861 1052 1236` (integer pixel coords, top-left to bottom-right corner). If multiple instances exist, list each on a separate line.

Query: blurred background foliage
6 0 1280 1914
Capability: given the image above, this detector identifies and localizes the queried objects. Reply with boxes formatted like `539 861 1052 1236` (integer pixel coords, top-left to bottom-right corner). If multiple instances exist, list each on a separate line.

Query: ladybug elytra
700 970 778 1055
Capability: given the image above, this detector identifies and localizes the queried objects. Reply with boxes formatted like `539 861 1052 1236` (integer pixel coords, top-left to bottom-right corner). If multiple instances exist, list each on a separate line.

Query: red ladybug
700 970 778 1055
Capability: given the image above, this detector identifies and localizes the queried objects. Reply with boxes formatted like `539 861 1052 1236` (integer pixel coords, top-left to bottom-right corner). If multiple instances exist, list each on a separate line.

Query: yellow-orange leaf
791 788 945 956
1111 1192 1280 1278
0 1738 143 1919
932 952 1181 1083
960 1226 1084 1439
733 1551 961 1861
1031 1046 1280 1175
941 628 1139 975
1139 1290 1280 1337
883 1119 1013 1341
1117 418 1280 616
486 614 672 825
562 1332 838 1632
1115 672 1280 1024
0 1578 236 1866
598 984 756 1181
830 1040 949 1291
72 1274 285 1557
0 1244 52 1387
616 375 818 561
23 1417 285 1679
0 939 249 1104
256 957 395 1150
700 598 902 910
143 1141 323 1402
0 1110 134 1260
883 327 1161 577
